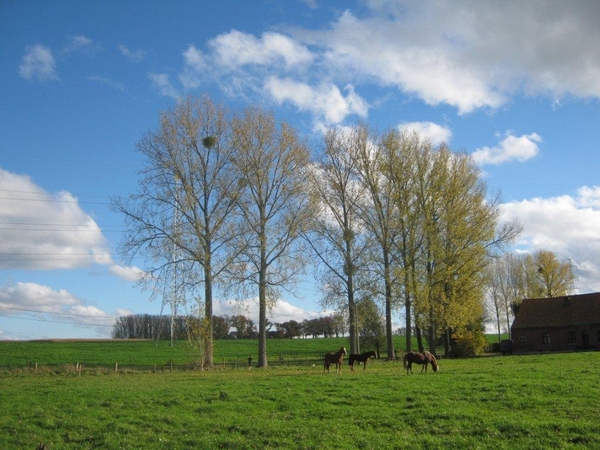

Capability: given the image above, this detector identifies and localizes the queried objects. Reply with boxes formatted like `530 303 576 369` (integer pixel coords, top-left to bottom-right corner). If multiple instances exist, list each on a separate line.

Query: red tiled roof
511 292 600 329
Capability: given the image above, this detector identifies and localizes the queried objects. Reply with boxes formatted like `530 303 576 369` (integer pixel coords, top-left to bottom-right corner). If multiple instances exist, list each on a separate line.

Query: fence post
115 363 118 372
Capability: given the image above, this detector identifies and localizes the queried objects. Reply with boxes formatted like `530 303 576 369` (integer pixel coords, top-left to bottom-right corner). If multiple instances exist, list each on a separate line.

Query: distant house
511 292 600 353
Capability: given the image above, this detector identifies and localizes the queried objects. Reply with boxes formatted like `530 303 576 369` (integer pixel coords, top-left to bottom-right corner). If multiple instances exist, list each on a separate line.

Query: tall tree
414 145 520 355
485 253 526 340
306 127 373 354
382 131 426 353
230 107 313 367
382 131 520 355
530 250 575 297
112 95 239 367
355 125 403 360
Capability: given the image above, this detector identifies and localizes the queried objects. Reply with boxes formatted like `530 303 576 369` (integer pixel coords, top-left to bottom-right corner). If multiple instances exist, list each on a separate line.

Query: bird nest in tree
202 136 217 148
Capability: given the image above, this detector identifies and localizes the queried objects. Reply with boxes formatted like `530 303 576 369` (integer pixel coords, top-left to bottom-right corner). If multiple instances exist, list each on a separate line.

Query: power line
0 196 109 205
0 313 114 327
0 221 118 227
0 189 109 198
0 227 122 233
0 305 115 319
0 189 113 205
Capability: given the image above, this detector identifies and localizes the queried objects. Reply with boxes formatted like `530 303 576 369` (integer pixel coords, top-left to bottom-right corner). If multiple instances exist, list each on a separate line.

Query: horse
324 346 347 374
403 351 439 374
348 351 377 371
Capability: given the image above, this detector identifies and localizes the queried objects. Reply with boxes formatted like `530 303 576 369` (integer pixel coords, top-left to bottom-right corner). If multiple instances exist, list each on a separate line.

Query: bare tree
381 131 426 352
112 96 240 367
485 256 513 341
306 127 374 354
229 107 313 367
355 125 403 359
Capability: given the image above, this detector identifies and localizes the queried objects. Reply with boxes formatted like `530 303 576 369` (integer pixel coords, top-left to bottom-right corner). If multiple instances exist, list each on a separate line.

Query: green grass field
0 339 598 449
0 337 407 369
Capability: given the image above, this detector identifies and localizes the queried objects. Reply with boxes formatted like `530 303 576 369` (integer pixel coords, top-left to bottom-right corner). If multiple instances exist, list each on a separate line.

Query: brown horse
403 351 439 374
348 351 377 371
324 346 347 374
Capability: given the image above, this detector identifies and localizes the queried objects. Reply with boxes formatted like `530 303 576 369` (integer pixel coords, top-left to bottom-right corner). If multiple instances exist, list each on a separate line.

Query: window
542 333 551 345
567 331 576 344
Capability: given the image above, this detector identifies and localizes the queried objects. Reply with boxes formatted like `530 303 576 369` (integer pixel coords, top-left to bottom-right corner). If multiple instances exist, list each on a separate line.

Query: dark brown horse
348 351 377 371
403 351 439 374
324 346 347 374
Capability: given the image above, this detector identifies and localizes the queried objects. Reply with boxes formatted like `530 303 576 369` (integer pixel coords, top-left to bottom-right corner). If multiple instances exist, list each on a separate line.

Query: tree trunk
204 266 214 368
415 326 424 353
383 260 395 360
404 293 412 353
257 219 268 368
258 279 268 367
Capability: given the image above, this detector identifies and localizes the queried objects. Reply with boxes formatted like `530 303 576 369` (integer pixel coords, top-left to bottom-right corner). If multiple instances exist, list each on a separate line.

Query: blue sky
1 0 599 340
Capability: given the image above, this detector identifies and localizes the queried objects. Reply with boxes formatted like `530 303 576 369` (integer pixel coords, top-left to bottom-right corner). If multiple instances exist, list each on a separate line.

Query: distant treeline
112 314 348 340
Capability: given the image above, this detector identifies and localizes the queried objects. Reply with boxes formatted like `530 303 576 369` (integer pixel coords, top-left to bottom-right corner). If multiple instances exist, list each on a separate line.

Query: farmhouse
511 292 600 353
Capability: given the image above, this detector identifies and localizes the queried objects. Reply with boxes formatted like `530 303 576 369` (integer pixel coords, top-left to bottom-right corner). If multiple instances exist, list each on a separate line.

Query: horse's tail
403 353 407 369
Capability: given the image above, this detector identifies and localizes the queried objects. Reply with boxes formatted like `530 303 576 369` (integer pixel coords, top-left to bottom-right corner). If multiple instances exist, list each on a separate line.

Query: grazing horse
403 351 439 375
348 351 377 371
324 346 347 374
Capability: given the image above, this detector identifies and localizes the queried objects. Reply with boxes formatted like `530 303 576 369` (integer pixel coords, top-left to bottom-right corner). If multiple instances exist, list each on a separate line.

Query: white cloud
19 45 59 82
175 34 365 126
179 45 207 90
149 73 179 99
63 35 94 53
162 3 600 127
266 77 369 126
178 32 315 100
118 44 146 62
208 30 313 71
87 75 126 92
214 297 325 324
0 282 116 328
0 167 112 270
399 122 452 146
295 9 506 114
292 1 600 112
0 282 77 310
109 265 145 283
471 132 542 165
501 186 600 293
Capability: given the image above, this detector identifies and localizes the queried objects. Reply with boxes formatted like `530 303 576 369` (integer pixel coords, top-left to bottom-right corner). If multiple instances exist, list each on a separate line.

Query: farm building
511 292 600 353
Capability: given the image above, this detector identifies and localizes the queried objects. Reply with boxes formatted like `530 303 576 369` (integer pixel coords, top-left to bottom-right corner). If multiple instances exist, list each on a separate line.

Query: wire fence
0 357 334 375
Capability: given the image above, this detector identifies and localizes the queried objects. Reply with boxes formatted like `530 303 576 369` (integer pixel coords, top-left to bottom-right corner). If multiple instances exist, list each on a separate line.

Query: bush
450 328 487 357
